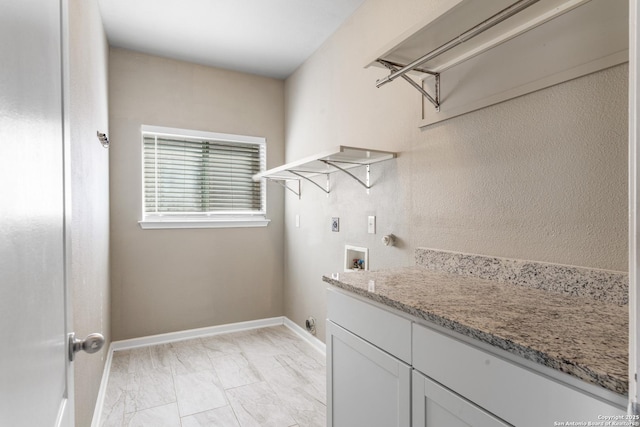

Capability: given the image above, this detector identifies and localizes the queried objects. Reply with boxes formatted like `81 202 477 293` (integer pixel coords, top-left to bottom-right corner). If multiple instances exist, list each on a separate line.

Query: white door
327 321 411 427
0 0 74 425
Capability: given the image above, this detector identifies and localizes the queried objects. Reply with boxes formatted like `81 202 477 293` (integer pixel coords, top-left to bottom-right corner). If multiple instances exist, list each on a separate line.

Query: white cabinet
412 370 510 427
326 288 626 427
412 323 625 427
327 321 411 427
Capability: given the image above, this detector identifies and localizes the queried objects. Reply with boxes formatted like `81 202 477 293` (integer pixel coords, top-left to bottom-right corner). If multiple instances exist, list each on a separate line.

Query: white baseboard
110 316 285 351
91 316 325 427
283 316 326 355
91 343 114 427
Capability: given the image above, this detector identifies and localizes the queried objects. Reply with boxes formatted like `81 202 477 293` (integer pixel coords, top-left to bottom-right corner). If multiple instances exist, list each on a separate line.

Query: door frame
59 0 74 424
630 0 639 415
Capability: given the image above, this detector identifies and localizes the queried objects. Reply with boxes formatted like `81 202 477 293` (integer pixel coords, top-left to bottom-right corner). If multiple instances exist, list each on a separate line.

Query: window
139 125 269 229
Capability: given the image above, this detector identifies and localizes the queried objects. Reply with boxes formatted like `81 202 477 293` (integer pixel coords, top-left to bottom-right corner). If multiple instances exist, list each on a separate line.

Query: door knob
68 332 105 361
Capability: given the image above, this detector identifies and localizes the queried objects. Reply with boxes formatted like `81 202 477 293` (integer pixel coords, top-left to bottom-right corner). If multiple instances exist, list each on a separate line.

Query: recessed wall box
345 245 368 272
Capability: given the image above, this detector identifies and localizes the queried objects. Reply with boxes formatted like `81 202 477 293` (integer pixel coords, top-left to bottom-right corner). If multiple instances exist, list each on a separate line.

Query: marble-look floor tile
271 381 325 426
263 326 310 360
261 327 306 353
211 352 262 389
201 333 243 357
181 405 241 427
275 351 323 372
291 340 326 367
125 367 176 413
101 326 326 427
261 326 297 341
245 351 287 375
260 362 308 390
128 347 154 374
226 381 297 427
174 369 228 416
273 353 325 404
100 388 126 427
170 339 213 376
110 350 131 374
104 369 128 405
149 343 173 370
262 363 326 424
101 370 128 427
170 337 203 352
234 330 285 358
286 403 325 427
123 402 181 427
264 327 312 348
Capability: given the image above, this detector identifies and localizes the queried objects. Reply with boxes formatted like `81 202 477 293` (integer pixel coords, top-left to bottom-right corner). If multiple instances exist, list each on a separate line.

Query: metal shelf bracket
321 160 372 193
289 170 330 195
377 59 440 111
374 0 540 112
271 179 301 199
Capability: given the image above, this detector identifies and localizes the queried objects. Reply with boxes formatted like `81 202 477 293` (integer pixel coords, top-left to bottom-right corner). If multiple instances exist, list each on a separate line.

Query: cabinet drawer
412 323 624 427
327 288 411 363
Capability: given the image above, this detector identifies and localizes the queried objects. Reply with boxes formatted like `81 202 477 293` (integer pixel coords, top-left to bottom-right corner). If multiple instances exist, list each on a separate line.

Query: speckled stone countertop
323 249 628 395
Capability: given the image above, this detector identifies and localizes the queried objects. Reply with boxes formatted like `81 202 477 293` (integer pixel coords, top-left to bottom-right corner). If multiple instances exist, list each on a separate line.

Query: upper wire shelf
253 146 397 197
370 0 593 111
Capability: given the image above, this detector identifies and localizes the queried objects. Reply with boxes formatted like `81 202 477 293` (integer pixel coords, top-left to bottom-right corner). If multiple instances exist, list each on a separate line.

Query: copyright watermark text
553 415 640 427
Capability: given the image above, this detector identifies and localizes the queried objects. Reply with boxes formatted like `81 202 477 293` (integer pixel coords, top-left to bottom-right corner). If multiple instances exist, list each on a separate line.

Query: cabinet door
327 321 411 427
412 370 511 427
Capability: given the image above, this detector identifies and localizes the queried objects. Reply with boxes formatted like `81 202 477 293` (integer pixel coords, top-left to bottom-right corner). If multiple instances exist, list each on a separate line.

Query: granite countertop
323 264 628 395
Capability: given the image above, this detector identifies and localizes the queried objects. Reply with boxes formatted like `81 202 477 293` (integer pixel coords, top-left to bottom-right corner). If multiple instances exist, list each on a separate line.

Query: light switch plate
331 217 340 232
295 214 300 228
368 216 376 234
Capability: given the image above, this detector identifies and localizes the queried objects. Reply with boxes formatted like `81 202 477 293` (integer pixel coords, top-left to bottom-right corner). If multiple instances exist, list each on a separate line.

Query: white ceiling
98 0 366 79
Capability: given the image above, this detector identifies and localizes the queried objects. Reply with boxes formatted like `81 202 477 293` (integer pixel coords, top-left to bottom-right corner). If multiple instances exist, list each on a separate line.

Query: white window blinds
142 127 266 220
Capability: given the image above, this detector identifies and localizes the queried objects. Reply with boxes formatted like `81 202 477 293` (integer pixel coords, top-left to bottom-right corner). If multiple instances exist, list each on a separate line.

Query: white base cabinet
327 321 411 427
326 288 626 427
412 370 510 427
412 323 624 427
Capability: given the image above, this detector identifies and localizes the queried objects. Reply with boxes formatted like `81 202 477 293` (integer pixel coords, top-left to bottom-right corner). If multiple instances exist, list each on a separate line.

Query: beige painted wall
109 48 285 340
284 0 628 342
68 0 110 425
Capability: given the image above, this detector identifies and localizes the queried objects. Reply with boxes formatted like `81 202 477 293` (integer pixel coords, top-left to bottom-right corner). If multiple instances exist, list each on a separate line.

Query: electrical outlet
368 216 376 234
331 217 340 232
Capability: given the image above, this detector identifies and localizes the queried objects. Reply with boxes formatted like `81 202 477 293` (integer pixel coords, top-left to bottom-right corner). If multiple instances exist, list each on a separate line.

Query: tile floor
99 326 326 426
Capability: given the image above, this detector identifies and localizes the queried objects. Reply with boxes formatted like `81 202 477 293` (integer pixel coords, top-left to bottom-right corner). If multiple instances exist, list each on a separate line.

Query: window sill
138 217 271 229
